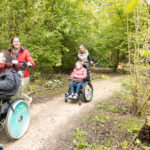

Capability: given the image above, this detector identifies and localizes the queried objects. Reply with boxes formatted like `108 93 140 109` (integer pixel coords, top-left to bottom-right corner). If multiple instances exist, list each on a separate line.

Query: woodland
1 0 150 149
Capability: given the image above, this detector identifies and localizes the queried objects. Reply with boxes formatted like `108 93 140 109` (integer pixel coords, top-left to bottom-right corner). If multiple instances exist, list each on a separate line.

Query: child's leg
70 81 77 94
75 82 84 95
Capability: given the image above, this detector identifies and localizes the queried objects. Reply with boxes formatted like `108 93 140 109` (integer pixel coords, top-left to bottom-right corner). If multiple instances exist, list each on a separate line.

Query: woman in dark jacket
0 52 20 97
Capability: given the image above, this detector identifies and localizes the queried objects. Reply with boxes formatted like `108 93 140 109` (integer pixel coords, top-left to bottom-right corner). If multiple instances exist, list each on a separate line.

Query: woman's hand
90 61 93 64
12 60 18 64
27 62 32 66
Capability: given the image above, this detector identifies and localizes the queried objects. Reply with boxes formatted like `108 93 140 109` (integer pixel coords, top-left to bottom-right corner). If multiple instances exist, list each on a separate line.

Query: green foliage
119 106 127 111
121 140 128 150
33 72 41 79
100 75 110 80
93 114 107 124
44 79 62 88
125 0 138 13
73 128 111 150
98 103 118 113
0 0 137 73
121 69 150 115
73 128 88 150
118 117 142 133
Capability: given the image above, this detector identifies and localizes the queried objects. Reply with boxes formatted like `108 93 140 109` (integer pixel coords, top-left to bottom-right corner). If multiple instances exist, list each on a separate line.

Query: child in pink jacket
68 61 87 99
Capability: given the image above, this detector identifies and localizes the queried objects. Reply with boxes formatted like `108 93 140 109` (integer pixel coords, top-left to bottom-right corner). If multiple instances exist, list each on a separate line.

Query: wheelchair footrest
69 97 78 100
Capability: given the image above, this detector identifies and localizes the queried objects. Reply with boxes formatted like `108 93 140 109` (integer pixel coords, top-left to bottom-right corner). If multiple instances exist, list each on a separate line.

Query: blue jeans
70 81 86 94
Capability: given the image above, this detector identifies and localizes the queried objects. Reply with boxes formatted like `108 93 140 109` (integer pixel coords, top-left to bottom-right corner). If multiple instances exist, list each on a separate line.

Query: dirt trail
0 75 121 150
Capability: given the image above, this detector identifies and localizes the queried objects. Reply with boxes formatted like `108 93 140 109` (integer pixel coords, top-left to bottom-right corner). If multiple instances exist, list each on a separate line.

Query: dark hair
11 36 20 48
3 51 13 64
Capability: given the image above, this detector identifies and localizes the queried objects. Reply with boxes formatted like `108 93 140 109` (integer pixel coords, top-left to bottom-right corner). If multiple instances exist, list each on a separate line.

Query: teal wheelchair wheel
5 99 30 140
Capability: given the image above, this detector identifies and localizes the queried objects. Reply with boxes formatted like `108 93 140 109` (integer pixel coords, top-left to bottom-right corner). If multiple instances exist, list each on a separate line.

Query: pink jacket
70 66 87 82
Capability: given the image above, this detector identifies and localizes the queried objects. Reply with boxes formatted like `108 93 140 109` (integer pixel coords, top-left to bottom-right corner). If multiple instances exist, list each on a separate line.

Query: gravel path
0 75 121 150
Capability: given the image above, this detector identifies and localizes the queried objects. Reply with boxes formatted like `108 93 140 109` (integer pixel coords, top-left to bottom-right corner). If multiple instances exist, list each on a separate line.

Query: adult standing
8 36 35 103
77 45 93 80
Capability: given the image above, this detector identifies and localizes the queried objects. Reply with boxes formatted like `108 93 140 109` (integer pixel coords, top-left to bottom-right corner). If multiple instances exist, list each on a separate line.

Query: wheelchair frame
0 61 30 140
0 97 30 140
65 81 93 105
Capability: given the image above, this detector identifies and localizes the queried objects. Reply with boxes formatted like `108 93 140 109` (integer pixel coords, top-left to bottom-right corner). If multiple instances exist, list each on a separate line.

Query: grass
91 74 110 81
25 73 112 102
73 128 110 150
117 117 143 134
92 113 108 124
98 102 118 113
24 74 69 100
71 97 145 150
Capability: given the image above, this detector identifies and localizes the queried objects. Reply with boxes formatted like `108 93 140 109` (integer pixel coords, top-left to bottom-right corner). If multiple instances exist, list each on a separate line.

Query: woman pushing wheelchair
65 45 93 105
77 45 93 81
8 36 35 104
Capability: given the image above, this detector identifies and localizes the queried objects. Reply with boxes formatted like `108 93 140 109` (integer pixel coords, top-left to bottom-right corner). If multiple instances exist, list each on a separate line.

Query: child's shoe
73 93 78 99
68 93 74 99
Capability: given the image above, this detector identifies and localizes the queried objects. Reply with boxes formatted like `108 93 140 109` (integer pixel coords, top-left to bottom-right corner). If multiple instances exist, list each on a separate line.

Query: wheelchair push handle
13 61 30 72
84 61 93 67
18 61 28 71
18 61 32 71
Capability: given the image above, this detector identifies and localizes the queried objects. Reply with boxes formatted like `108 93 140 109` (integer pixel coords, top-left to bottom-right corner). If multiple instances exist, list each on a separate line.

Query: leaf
144 50 148 56
121 140 128 149
146 122 150 127
125 0 138 13
135 138 141 144
140 50 148 57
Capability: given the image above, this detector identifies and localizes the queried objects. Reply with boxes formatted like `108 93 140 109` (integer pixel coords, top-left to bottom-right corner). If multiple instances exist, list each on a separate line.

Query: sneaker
73 93 78 99
67 93 74 99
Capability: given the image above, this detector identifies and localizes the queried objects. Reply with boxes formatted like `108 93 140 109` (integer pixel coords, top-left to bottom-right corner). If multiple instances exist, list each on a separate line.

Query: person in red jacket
8 36 35 104
68 61 87 99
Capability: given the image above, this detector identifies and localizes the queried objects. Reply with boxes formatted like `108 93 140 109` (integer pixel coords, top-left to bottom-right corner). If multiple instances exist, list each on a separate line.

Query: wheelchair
65 66 93 105
0 61 30 140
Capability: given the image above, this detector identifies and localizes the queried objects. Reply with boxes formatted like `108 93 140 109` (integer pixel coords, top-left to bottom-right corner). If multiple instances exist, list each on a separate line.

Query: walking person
8 36 35 104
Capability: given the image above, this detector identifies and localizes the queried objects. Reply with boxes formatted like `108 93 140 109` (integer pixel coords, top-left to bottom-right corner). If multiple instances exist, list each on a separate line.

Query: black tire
81 82 93 102
65 99 68 103
68 87 71 94
79 101 81 105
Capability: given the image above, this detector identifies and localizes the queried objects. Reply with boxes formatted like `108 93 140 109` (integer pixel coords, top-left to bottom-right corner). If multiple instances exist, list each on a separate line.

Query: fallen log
27 87 56 95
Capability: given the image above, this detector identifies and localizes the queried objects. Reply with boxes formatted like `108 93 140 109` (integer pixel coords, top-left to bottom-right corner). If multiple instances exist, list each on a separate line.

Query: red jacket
0 63 14 73
8 47 35 78
70 66 87 82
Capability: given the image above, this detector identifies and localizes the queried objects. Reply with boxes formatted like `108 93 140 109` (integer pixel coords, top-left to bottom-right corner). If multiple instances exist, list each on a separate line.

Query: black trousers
83 65 90 81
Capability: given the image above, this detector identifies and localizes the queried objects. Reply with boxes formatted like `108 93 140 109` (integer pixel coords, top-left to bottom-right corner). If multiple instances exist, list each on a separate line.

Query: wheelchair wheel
82 82 93 102
5 99 30 140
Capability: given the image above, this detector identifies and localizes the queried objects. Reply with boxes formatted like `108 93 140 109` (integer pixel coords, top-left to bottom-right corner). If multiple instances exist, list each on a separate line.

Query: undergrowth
71 96 145 150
